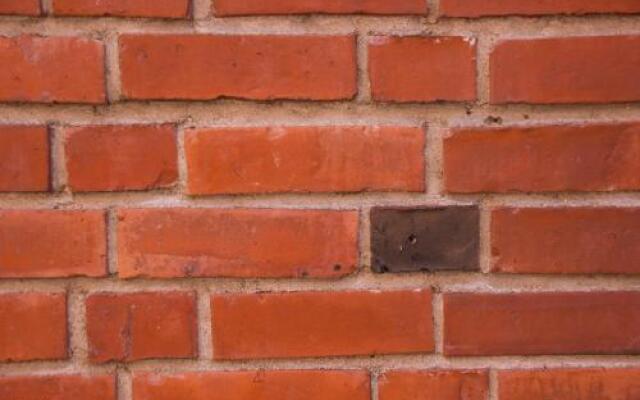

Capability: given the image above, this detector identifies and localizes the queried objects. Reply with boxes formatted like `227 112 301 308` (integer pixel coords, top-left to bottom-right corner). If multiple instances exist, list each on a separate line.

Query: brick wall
1 1 640 399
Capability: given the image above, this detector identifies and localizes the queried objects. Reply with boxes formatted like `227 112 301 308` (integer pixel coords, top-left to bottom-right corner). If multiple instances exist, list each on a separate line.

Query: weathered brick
443 292 640 356
491 36 640 104
214 0 427 16
0 210 107 278
0 374 115 400
52 0 190 18
86 292 197 363
369 36 476 102
499 369 640 400
0 292 67 362
117 208 358 278
444 123 640 193
0 0 40 15
211 289 434 359
119 34 357 101
65 125 178 192
185 126 425 195
441 0 640 17
0 35 105 104
371 207 480 273
0 125 49 192
379 370 488 400
133 370 370 400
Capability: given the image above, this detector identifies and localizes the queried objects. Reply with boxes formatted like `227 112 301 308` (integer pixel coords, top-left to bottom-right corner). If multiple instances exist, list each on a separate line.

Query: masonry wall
1 1 640 399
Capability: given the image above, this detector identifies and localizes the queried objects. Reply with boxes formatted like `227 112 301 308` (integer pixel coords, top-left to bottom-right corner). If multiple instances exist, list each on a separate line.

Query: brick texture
0 125 49 192
441 0 640 17
52 0 190 18
211 290 434 359
378 370 489 400
86 292 197 363
214 0 428 16
0 0 40 15
185 126 425 195
0 375 115 400
0 293 67 362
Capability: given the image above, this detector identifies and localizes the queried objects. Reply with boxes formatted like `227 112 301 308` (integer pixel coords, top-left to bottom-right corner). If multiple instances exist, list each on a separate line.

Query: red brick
52 0 190 18
444 123 640 193
491 36 640 104
0 292 67 362
0 125 49 192
491 208 640 275
0 374 115 400
86 292 197 363
379 370 488 400
0 0 40 15
443 291 640 356
185 126 425 195
0 35 105 104
0 210 107 278
117 208 358 278
133 370 370 400
119 34 356 101
441 0 640 17
499 369 640 400
211 289 434 360
65 125 178 192
369 36 476 103
214 0 427 16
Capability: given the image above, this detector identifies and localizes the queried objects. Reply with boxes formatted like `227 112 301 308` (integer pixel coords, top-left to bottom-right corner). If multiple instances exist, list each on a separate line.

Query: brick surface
0 35 105 104
65 125 178 192
86 292 197 363
443 292 640 356
0 210 107 278
117 208 358 278
211 289 434 359
441 0 640 17
0 0 40 15
444 123 640 193
0 125 49 192
185 126 425 195
214 0 427 15
52 0 190 18
490 35 640 104
498 369 640 400
133 370 370 400
378 370 489 400
119 34 357 101
0 293 67 362
369 36 476 102
0 375 115 400
370 207 480 273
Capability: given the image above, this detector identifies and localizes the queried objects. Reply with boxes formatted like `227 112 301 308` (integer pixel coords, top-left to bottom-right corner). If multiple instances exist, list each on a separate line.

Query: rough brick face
214 0 427 16
369 36 476 103
440 0 640 17
117 208 358 278
86 292 197 363
185 126 425 195
490 35 640 104
0 293 67 362
0 36 105 104
65 125 178 192
498 369 640 400
0 125 49 192
119 34 357 101
133 370 371 400
378 370 489 400
370 207 480 273
211 289 434 359
52 0 190 18
491 207 640 274
0 0 40 15
444 123 640 193
443 292 640 356
0 210 107 278
0 375 115 400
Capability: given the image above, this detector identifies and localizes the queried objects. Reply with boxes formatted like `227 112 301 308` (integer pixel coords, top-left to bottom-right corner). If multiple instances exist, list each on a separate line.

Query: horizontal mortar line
2 273 640 293
4 354 640 375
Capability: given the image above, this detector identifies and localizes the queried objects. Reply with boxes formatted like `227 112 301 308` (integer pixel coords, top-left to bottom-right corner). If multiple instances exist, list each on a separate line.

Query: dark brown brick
370 207 480 273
